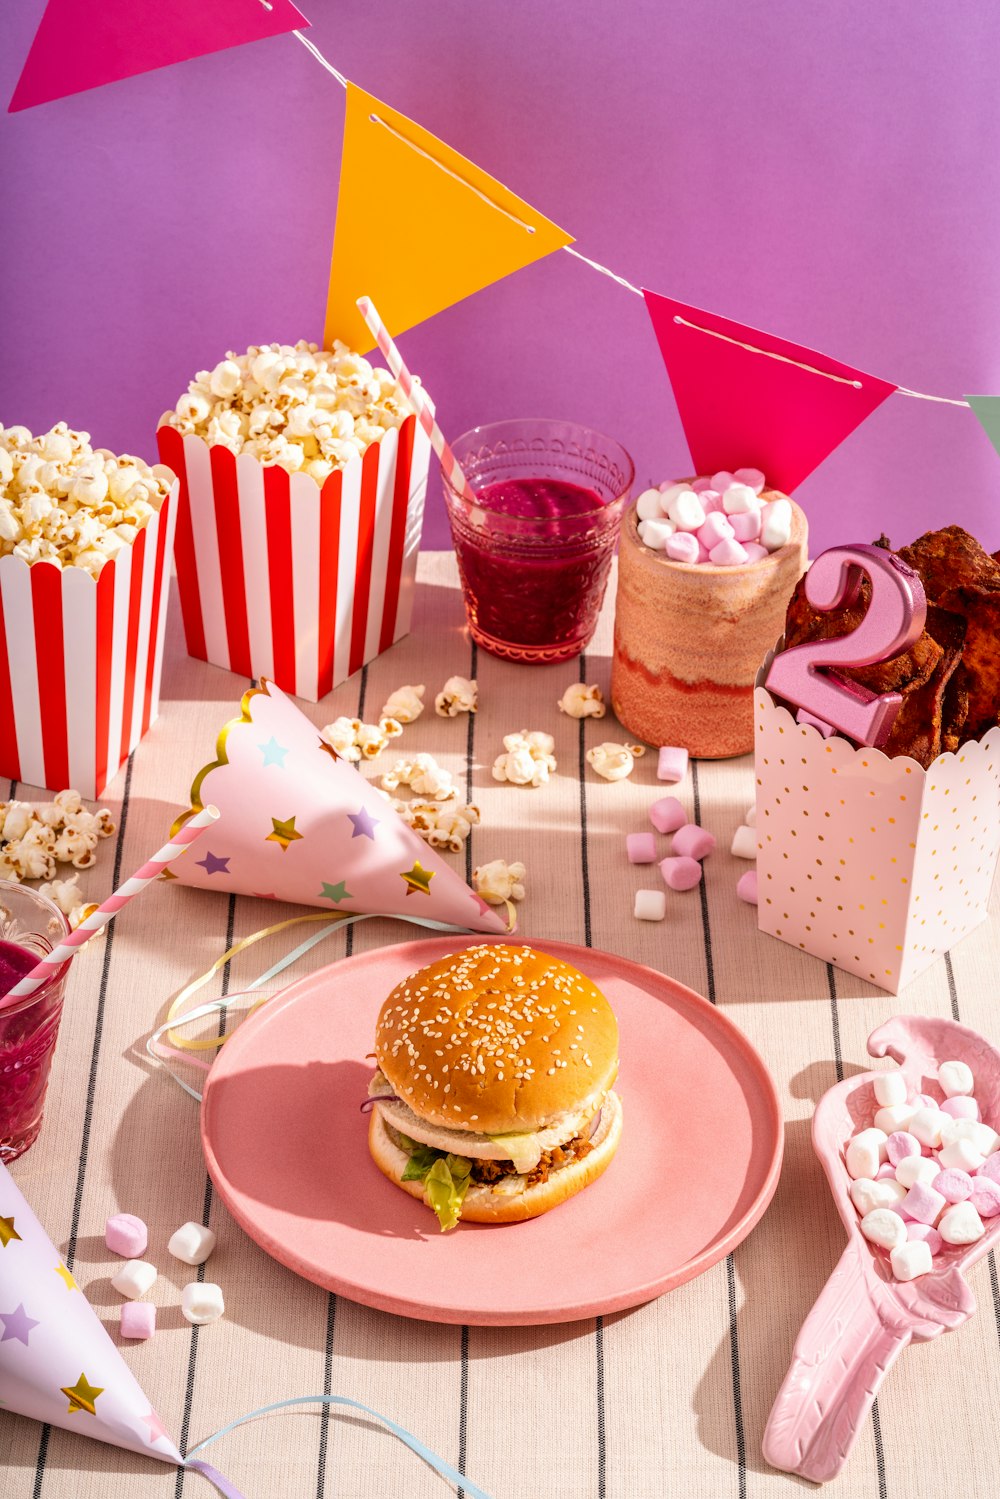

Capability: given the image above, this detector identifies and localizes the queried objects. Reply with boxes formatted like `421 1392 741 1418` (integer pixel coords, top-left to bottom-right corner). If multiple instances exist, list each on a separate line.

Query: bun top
374 944 619 1135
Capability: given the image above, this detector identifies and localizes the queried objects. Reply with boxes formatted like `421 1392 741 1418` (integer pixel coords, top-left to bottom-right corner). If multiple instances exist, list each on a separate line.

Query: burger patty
470 1133 594 1188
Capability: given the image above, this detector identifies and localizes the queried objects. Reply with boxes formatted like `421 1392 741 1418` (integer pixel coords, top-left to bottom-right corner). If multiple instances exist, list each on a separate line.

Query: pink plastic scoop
763 1015 1000 1483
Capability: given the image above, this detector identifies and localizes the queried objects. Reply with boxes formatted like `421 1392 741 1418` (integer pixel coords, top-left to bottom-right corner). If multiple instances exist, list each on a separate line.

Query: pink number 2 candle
765 543 927 748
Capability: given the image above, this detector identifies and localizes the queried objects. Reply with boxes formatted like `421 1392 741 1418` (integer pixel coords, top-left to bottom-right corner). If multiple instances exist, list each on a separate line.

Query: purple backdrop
2 0 998 553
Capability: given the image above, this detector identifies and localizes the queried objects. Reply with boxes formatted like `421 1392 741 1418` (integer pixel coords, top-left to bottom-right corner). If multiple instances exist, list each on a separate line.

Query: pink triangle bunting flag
642 290 897 494
9 0 310 113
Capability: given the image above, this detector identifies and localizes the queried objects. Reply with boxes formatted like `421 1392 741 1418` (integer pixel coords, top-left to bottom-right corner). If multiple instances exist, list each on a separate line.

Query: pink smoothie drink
0 895 70 1161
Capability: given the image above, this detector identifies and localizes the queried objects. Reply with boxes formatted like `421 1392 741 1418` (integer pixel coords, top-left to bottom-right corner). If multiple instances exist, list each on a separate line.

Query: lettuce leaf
397 1137 472 1230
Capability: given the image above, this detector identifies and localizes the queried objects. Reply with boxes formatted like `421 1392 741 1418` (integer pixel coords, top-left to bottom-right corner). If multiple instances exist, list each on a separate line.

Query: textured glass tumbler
0 883 70 1161
442 419 634 663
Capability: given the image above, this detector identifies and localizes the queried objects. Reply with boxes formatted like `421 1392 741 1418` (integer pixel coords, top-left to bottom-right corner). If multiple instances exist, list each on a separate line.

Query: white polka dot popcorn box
753 656 1000 993
156 342 431 703
764 1015 1000 1482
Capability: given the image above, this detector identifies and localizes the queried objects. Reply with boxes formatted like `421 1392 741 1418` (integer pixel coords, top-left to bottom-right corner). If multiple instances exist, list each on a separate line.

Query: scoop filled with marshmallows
634 468 793 566
846 1059 1000 1282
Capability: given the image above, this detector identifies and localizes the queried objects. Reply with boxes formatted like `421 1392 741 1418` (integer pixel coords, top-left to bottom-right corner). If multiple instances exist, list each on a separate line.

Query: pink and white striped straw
0 805 220 1010
356 296 479 505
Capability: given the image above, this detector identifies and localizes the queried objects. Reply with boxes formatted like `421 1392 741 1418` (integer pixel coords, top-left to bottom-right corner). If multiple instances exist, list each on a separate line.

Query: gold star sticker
159 868 178 881
266 816 304 852
62 1373 104 1416
317 736 341 763
401 860 434 897
0 1216 21 1248
54 1262 78 1291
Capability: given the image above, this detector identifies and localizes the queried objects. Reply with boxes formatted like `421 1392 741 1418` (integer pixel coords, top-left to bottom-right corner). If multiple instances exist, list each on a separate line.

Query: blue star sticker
196 851 230 876
0 1303 39 1347
258 737 290 769
347 807 379 840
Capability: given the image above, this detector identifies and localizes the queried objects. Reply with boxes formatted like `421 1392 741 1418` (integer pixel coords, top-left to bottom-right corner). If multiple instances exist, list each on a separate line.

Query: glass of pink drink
442 419 634 663
0 884 70 1162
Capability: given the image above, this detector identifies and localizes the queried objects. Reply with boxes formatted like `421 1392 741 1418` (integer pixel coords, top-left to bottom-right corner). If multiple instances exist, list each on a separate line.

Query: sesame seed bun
373 944 619 1136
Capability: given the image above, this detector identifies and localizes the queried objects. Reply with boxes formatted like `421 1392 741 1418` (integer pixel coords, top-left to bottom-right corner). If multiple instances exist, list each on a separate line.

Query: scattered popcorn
159 340 412 476
557 682 606 719
37 875 99 931
492 732 557 787
381 794 480 853
435 675 478 717
381 752 458 800
319 715 403 762
473 859 527 904
0 423 173 573
0 791 114 886
380 684 425 724
586 742 645 782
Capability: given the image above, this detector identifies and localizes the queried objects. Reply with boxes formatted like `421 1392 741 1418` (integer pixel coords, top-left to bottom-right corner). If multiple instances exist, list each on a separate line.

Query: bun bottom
368 1091 623 1225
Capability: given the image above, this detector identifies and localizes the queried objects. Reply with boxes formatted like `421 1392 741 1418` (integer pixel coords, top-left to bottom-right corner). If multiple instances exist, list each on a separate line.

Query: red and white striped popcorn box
157 414 431 702
0 485 178 798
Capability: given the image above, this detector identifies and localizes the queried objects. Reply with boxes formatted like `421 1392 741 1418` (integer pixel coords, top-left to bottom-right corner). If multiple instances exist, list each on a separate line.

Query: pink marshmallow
708 537 750 567
971 1178 1000 1217
876 1163 898 1180
906 1222 943 1256
672 823 716 860
710 470 736 491
736 869 758 905
915 1094 939 1110
665 531 700 564
120 1302 156 1340
886 1131 920 1166
728 509 762 543
734 467 766 494
902 1181 947 1225
696 513 733 550
626 832 657 865
699 490 724 513
660 855 702 892
977 1152 1000 1183
657 746 689 783
650 796 686 834
696 543 712 562
741 542 769 562
933 1169 974 1203
688 476 713 492
941 1095 980 1121
105 1213 148 1259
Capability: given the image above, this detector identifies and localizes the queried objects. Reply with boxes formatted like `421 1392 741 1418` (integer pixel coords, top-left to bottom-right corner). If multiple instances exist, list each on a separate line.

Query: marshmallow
970 1178 1000 1218
710 471 737 492
873 1073 908 1109
933 1169 974 1203
907 1222 943 1255
111 1259 157 1300
736 869 758 905
659 482 695 507
657 746 689 783
874 1103 916 1136
182 1282 225 1325
895 1155 940 1190
105 1212 148 1259
977 1152 1000 1184
901 1181 946 1225
850 1178 906 1216
730 825 757 860
745 804 756 827
659 855 702 892
638 518 676 551
938 1201 986 1245
634 889 666 922
876 1163 898 1180
120 1302 156 1340
665 489 705 532
709 538 749 567
722 483 759 515
635 487 667 521
760 497 792 550
860 1208 907 1250
626 832 658 865
734 467 766 494
696 513 733 550
168 1221 218 1267
846 1129 888 1180
741 542 769 562
687 477 713 492
650 796 686 834
940 1117 1000 1156
938 1059 974 1097
890 1240 933 1282
937 1137 986 1174
672 823 716 860
885 1130 921 1166
665 531 701 564
909 1107 948 1149
941 1095 980 1121
728 509 762 543
698 489 724 513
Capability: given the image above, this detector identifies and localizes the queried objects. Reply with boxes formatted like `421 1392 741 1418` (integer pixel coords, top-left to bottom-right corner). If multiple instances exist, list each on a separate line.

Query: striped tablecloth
5 552 1000 1499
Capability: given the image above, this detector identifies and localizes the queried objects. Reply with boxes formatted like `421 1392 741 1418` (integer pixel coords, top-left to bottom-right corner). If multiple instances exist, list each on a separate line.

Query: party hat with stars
168 680 510 934
0 1160 181 1464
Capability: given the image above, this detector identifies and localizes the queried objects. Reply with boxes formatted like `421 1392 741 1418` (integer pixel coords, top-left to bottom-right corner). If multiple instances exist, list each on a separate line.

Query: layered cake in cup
611 471 807 757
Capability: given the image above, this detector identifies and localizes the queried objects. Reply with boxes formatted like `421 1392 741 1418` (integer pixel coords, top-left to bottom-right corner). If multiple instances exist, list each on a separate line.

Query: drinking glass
0 883 71 1161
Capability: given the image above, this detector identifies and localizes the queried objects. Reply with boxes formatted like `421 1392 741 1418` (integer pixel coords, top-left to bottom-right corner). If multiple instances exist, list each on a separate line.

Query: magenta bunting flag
642 290 897 494
9 0 310 113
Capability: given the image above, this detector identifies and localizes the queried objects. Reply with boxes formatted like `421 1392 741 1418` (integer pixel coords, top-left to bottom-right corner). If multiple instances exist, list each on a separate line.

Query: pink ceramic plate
200 938 783 1325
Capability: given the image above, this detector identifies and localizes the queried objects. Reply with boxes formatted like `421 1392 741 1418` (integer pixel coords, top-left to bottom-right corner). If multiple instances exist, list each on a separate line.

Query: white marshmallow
111 1259 157 1300
937 1137 986 1174
635 487 667 521
182 1282 225 1325
909 1107 948 1149
873 1073 908 1108
745 804 756 827
637 517 676 551
845 1128 888 1180
730 825 757 860
895 1155 940 1189
938 1201 986 1246
890 1240 933 1281
760 497 792 550
721 482 759 515
941 1118 1000 1156
874 1103 917 1135
938 1059 974 1098
665 489 706 532
860 1208 906 1249
658 482 694 508
168 1221 218 1267
634 889 666 922
850 1178 906 1216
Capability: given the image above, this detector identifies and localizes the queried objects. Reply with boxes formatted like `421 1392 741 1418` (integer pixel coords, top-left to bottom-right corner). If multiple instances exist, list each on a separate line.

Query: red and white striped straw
0 805 220 1010
356 296 479 505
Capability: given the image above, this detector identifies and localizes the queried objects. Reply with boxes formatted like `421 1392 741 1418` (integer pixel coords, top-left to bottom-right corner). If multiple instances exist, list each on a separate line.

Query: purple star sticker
347 807 379 840
1 1303 39 1346
196 850 230 876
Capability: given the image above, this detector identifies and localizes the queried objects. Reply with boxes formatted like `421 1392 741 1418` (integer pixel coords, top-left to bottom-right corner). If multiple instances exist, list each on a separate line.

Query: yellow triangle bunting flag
324 83 574 352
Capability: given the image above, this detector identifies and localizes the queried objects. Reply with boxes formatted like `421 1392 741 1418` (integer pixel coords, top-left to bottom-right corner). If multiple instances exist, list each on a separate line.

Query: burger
365 943 622 1230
